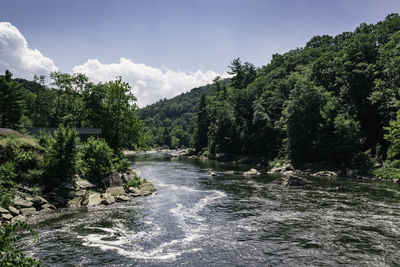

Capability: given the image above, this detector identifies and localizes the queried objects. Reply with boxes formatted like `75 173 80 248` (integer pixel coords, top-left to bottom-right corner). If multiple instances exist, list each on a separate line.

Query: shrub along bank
0 126 156 227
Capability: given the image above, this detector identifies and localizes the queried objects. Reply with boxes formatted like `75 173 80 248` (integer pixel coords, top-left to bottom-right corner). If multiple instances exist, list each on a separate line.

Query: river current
24 152 400 266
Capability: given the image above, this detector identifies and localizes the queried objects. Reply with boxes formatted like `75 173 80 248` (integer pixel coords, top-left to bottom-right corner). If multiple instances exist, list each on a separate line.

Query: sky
1 0 400 106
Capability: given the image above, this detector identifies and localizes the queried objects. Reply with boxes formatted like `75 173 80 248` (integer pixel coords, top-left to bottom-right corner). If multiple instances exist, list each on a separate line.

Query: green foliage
80 137 113 184
113 157 131 173
384 110 400 160
42 125 79 188
0 221 42 266
125 175 143 189
138 83 215 149
0 130 45 187
0 70 25 129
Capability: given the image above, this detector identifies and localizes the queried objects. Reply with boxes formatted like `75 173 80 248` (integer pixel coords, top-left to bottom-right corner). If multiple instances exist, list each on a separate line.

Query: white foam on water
78 187 227 261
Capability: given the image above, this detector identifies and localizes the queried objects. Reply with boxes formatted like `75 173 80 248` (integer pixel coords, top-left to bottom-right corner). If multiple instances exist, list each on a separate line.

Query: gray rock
41 203 56 210
86 192 102 206
210 172 217 177
243 168 261 177
75 190 87 197
68 197 82 207
76 179 96 189
282 170 295 176
0 207 9 213
107 171 123 187
102 193 116 205
128 187 141 196
8 206 20 216
20 207 37 216
140 182 157 192
1 213 13 221
116 195 130 201
11 215 27 223
13 196 34 208
106 186 126 196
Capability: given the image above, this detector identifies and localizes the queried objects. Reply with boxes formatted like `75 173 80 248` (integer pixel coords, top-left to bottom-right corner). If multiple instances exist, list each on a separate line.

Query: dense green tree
195 94 208 152
0 70 25 128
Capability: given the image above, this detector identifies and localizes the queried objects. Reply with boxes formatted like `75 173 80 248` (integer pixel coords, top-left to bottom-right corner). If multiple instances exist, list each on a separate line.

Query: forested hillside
138 82 223 148
142 14 400 175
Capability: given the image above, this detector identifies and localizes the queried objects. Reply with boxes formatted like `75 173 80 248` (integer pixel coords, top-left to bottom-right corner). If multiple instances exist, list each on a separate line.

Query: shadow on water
23 152 400 266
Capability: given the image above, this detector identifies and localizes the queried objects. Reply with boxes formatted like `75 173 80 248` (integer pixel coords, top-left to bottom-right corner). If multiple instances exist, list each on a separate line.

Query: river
24 152 400 266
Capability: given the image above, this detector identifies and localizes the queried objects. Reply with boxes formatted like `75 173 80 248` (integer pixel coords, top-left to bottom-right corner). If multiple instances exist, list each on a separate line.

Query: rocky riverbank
0 169 157 226
159 149 400 184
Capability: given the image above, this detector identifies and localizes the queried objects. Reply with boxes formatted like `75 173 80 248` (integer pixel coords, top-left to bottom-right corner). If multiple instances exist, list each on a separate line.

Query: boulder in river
116 195 130 202
140 182 157 192
243 168 261 177
128 187 141 196
86 192 102 206
106 186 126 196
102 193 116 205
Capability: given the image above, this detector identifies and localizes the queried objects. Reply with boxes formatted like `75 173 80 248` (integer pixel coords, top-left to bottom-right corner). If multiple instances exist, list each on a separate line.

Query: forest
140 13 400 177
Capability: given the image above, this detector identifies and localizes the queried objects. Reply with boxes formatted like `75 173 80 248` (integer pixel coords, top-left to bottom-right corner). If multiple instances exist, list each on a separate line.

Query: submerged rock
273 176 306 187
243 168 261 177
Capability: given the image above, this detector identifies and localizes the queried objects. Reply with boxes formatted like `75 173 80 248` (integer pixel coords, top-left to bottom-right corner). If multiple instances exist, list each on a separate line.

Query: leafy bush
372 165 400 180
0 185 14 208
125 175 142 189
0 221 42 266
42 125 79 188
113 157 131 173
80 137 113 185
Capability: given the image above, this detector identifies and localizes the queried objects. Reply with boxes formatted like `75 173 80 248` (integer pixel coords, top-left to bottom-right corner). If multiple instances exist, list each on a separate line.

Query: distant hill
137 83 216 148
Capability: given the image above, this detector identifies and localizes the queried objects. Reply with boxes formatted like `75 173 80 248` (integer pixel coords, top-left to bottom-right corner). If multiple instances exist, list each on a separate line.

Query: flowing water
24 152 400 266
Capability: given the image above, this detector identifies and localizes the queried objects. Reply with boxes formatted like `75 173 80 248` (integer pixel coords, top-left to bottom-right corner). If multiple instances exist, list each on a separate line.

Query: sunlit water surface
24 153 400 266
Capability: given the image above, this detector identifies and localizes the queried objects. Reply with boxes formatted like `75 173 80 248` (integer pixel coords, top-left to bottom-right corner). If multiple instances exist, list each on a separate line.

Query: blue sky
1 0 400 106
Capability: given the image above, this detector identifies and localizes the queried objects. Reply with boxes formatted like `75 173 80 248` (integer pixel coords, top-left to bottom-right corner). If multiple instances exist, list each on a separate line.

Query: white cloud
73 57 227 107
0 22 226 107
0 22 58 79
